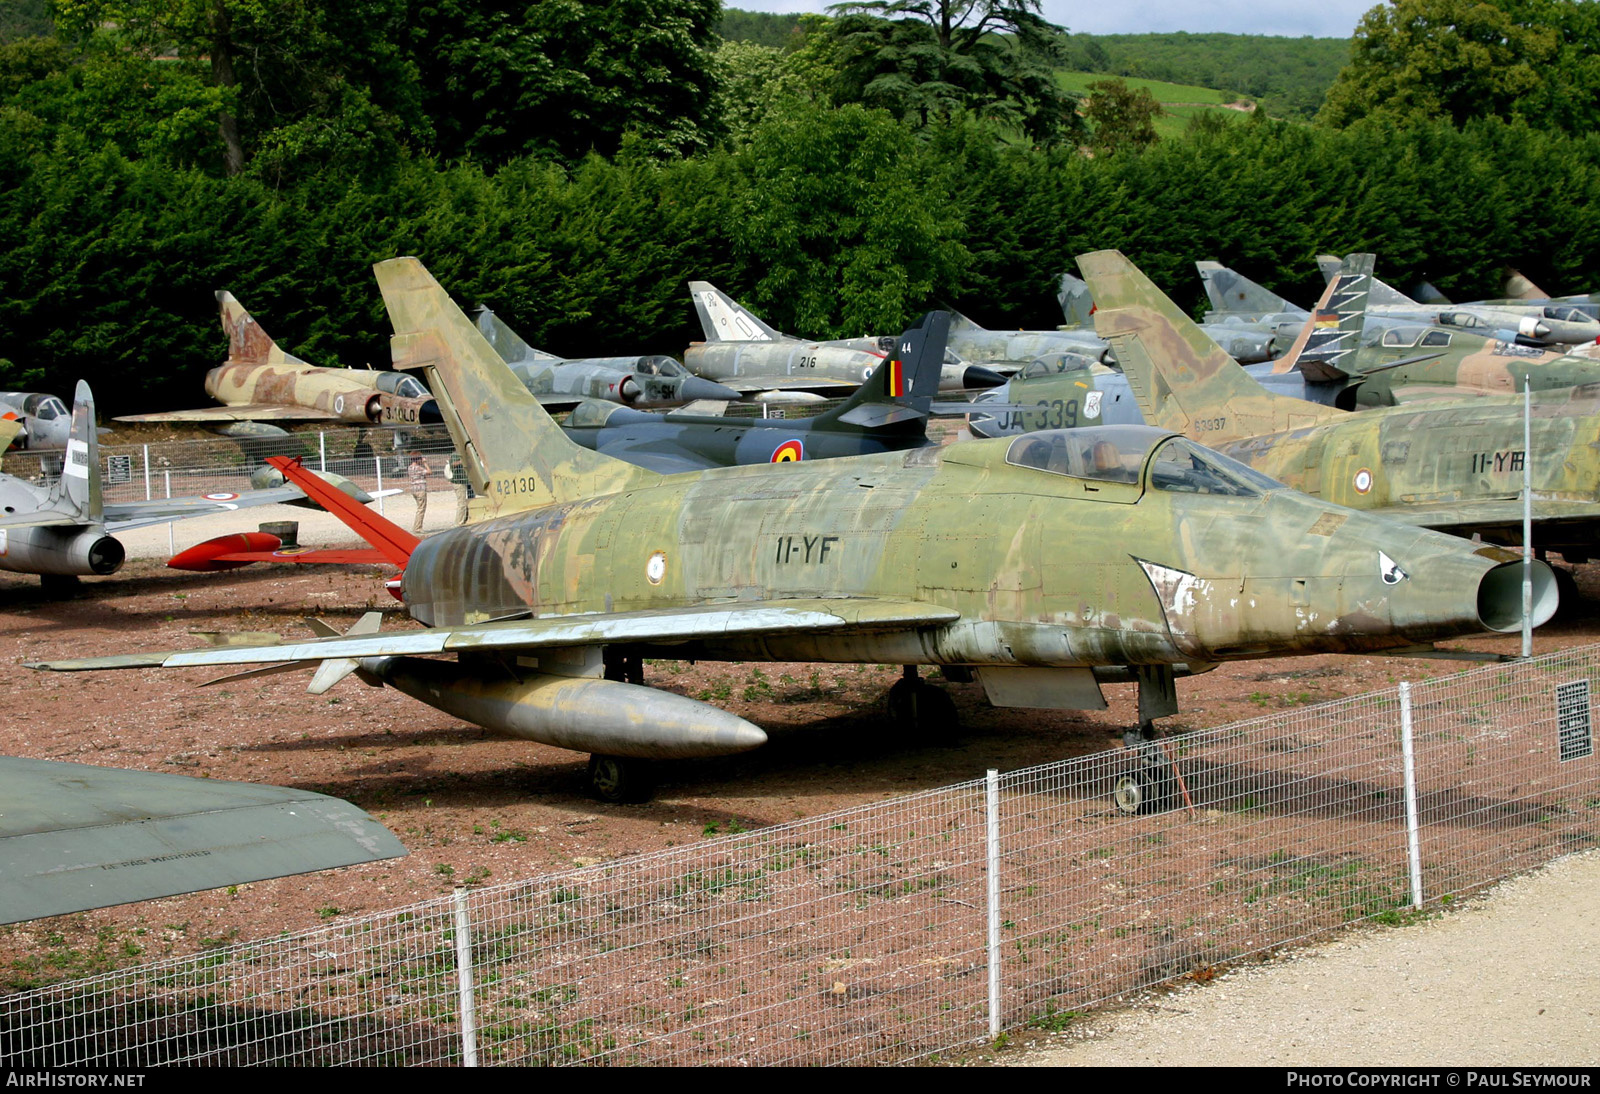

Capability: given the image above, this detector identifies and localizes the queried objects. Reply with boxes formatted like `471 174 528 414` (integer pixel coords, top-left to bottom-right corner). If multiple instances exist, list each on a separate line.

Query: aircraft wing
114 405 339 424
1366 498 1600 538
101 484 315 532
32 598 963 672
0 754 406 924
718 378 861 395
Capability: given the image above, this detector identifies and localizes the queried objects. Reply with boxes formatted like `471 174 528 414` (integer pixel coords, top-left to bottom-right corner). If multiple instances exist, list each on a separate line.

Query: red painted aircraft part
168 532 282 571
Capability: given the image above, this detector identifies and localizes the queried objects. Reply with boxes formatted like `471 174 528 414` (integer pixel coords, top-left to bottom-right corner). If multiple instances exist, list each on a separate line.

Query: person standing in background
446 453 470 526
407 452 432 534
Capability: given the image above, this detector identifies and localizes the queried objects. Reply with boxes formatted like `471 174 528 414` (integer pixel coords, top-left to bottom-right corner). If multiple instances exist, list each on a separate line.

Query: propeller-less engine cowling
0 526 125 576
339 393 385 424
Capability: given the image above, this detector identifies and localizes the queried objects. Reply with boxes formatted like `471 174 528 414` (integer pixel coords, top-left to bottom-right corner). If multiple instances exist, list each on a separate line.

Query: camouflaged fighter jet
1081 249 1600 567
1058 274 1281 365
1312 255 1600 347
116 291 440 431
474 305 740 409
966 289 1355 441
683 281 1004 401
1271 255 1600 408
0 391 71 451
31 257 1557 811
0 755 405 924
0 381 379 591
561 312 963 473
941 292 1111 367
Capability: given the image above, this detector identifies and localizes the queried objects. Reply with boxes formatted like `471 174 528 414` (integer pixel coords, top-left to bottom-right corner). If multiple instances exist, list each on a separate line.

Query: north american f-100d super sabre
33 258 1555 811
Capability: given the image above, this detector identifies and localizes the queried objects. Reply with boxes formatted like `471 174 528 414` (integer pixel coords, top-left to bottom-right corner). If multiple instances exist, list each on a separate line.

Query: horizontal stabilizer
0 755 405 924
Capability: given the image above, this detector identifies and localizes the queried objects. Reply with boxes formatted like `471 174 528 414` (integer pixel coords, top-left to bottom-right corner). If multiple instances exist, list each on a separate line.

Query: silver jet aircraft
683 281 1004 401
0 381 377 592
474 306 739 408
0 391 71 451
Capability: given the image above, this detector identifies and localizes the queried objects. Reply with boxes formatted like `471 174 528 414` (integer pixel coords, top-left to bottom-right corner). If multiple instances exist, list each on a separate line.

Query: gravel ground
1006 849 1600 1067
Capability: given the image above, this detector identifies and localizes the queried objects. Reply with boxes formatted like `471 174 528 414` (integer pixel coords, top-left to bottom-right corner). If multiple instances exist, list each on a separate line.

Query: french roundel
771 439 804 463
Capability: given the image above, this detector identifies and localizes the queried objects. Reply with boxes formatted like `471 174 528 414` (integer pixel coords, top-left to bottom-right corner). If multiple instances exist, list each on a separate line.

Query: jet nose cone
963 365 1006 389
680 376 741 402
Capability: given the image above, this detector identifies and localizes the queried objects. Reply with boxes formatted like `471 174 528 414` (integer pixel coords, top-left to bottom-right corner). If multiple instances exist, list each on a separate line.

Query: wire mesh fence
3 645 1596 1067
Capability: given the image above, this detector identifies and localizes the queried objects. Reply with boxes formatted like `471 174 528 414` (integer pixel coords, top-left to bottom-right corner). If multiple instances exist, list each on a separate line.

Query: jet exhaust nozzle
0 527 125 576
1475 558 1559 633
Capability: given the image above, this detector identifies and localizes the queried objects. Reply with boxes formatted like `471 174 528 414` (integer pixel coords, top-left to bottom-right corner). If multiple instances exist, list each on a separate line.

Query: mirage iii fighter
0 391 72 451
116 291 440 431
33 258 1555 810
683 281 1003 401
474 306 739 409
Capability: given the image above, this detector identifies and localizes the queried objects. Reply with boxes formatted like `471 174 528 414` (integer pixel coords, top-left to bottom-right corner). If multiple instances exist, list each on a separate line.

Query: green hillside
1058 72 1253 140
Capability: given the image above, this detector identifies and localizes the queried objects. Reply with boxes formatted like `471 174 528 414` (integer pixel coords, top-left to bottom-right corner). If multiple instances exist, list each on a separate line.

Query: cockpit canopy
1018 353 1100 381
567 399 632 428
1377 325 1453 348
1005 426 1285 497
633 357 688 378
375 372 429 399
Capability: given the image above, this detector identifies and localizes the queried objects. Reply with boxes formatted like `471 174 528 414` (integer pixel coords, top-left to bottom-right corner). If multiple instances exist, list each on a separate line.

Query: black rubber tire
1112 765 1176 816
887 679 961 742
587 754 656 804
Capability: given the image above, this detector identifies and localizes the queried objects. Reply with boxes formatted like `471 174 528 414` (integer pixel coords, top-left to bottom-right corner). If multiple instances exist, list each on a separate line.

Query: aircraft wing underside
115 404 339 423
32 598 965 672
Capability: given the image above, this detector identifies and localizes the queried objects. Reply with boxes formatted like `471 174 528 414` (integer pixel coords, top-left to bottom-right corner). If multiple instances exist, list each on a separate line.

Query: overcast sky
727 1 1380 39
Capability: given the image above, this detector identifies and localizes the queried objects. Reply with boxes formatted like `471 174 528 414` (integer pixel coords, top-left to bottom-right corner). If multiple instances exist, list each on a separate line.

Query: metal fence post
319 431 327 474
375 456 385 516
1399 682 1424 908
985 767 1001 1039
452 887 479 1067
142 444 151 501
164 470 174 556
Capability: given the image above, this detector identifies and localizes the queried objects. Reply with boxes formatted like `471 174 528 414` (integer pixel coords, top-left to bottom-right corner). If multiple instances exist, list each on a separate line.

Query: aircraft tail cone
1476 559 1559 632
962 365 1006 389
680 376 742 402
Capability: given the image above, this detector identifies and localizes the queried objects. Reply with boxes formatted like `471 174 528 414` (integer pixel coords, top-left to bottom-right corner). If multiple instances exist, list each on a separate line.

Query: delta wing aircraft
475 306 739 408
1271 255 1600 407
561 312 960 472
1082 249 1600 566
1313 254 1600 345
683 281 1003 400
0 381 378 590
1059 273 1280 364
0 391 71 451
32 258 1555 811
0 755 405 924
116 291 440 432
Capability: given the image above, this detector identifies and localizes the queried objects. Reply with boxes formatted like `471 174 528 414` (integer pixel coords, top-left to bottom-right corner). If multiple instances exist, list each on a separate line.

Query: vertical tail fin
217 291 313 370
688 281 783 342
1195 261 1304 317
1501 268 1549 301
473 305 561 366
376 258 659 517
1082 250 1342 445
1318 254 1415 306
1274 253 1372 381
56 380 102 522
815 311 950 428
1057 273 1096 328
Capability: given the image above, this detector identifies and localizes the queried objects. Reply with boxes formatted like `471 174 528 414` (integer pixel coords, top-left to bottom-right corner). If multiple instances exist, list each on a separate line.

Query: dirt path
1006 850 1600 1067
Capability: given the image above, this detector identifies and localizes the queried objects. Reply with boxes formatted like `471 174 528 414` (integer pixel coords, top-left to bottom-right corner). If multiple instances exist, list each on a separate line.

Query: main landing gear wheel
1112 767 1175 816
887 667 960 742
587 754 655 804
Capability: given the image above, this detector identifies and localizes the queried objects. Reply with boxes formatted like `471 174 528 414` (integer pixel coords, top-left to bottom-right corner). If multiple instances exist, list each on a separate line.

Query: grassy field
1058 71 1253 140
